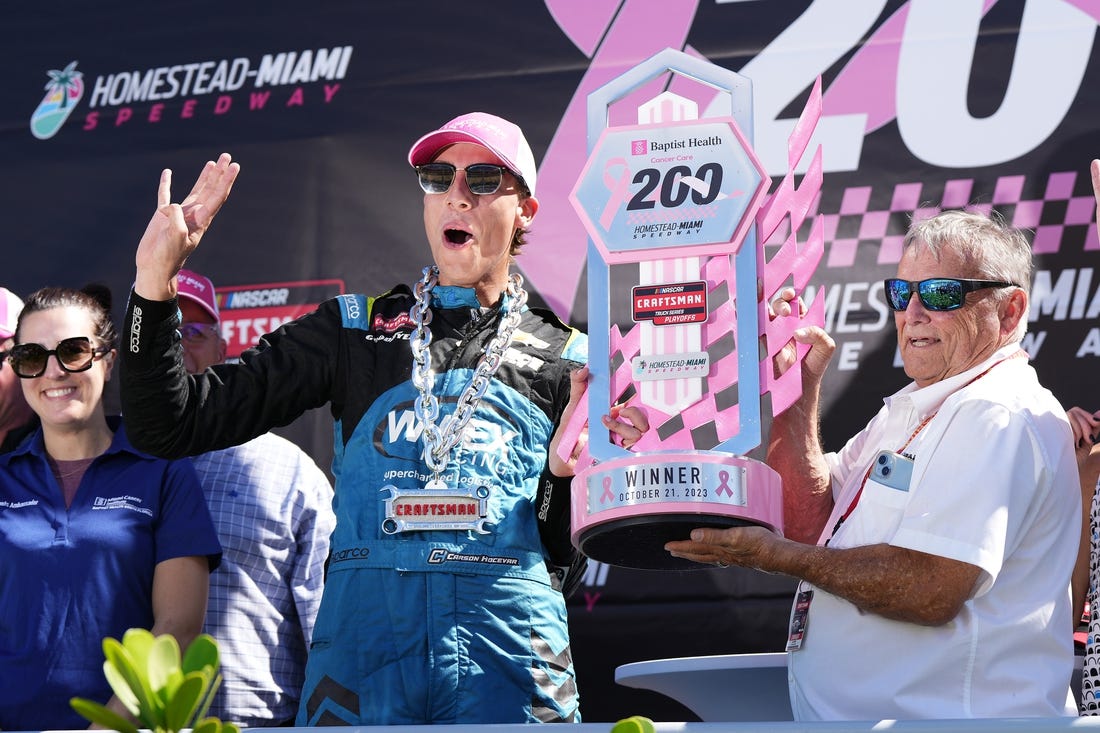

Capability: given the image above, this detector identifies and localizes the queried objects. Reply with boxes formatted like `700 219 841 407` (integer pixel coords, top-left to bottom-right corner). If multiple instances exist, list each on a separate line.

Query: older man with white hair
668 209 1080 720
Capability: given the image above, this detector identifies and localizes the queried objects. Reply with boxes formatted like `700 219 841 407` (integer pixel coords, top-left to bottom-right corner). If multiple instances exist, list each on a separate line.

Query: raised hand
769 285 835 385
134 153 240 301
1066 406 1100 452
548 365 650 477
549 365 591 477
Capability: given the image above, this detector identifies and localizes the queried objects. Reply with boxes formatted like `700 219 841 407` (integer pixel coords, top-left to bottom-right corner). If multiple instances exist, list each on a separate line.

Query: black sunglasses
7 336 111 379
415 163 519 196
883 278 1018 312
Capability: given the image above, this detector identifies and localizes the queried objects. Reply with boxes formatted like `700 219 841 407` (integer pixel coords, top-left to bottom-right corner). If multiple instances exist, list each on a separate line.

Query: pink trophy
561 48 825 569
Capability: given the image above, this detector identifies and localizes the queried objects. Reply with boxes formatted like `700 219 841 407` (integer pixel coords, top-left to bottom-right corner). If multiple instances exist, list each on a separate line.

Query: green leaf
121 627 156 668
164 673 205 731
102 659 141 716
191 716 221 733
147 634 182 693
70 697 141 733
163 667 185 700
195 671 222 722
88 628 228 733
611 715 657 733
103 629 160 721
182 634 219 675
100 638 145 713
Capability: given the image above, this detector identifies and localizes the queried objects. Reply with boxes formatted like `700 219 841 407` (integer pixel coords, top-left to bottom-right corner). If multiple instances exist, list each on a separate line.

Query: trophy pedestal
571 451 782 570
576 513 761 570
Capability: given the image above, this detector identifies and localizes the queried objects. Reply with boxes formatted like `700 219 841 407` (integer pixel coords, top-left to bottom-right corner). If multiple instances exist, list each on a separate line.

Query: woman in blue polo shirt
0 285 221 730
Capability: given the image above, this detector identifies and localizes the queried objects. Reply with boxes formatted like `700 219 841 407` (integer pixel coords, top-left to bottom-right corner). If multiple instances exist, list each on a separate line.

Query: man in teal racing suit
119 113 647 725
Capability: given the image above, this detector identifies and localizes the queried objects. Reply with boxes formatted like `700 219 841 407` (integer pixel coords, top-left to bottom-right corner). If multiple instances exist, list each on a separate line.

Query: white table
615 651 792 722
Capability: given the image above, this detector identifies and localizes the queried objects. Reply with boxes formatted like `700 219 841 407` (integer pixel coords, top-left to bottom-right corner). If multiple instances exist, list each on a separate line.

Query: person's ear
102 349 117 382
517 195 538 228
999 287 1028 336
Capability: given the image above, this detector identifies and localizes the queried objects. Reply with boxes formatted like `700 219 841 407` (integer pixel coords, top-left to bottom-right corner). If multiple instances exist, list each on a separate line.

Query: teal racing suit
120 283 586 725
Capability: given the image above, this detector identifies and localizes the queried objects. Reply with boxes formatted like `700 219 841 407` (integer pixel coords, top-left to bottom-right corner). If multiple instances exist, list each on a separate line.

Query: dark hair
15 284 118 349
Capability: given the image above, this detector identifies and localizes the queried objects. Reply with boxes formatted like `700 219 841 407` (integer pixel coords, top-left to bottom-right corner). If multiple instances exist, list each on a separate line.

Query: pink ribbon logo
600 156 633 230
600 476 614 504
716 470 733 497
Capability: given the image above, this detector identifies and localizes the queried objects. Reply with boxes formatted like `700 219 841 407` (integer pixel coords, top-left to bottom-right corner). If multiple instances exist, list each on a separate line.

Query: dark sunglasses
415 163 518 196
7 336 111 379
883 278 1018 312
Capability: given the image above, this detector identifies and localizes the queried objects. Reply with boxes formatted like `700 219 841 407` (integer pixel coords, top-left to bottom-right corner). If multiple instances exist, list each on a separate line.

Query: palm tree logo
30 61 85 140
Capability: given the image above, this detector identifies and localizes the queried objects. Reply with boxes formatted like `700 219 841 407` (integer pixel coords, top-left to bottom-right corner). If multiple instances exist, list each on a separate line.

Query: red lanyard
828 352 1024 540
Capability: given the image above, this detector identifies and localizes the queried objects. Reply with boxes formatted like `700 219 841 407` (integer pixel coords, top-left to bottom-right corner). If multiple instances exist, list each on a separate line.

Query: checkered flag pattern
767 170 1099 269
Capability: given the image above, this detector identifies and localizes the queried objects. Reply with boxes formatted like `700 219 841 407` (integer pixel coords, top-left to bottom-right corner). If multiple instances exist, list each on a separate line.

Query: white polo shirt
788 345 1079 720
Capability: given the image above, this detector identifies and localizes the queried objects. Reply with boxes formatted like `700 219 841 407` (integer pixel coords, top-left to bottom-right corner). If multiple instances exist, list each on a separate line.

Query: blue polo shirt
0 417 221 730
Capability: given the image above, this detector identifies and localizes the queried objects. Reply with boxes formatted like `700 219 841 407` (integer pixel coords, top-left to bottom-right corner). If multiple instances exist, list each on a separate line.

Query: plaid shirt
191 432 335 726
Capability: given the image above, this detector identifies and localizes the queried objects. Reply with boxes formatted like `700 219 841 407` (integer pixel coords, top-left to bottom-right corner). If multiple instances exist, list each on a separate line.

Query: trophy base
576 512 760 570
570 451 783 570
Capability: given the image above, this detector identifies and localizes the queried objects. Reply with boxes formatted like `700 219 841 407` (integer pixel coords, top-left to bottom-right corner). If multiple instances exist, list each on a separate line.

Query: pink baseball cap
0 288 24 340
177 269 219 322
407 112 537 195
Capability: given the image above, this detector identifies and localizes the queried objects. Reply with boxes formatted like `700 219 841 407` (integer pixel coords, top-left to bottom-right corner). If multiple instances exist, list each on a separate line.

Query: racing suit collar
430 285 482 309
429 285 520 313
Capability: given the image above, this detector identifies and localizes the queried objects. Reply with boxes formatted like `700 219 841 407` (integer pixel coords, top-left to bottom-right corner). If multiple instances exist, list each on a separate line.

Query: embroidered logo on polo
0 499 39 510
92 495 153 516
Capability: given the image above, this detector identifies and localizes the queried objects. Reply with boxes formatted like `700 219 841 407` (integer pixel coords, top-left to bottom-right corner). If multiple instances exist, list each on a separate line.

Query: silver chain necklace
409 265 527 484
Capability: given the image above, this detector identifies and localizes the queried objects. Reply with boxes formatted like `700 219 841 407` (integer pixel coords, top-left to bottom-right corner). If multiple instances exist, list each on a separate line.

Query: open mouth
444 228 473 246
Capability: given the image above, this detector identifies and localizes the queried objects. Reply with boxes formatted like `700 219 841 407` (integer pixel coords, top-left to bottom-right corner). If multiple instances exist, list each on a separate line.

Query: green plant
610 714 656 733
70 628 239 733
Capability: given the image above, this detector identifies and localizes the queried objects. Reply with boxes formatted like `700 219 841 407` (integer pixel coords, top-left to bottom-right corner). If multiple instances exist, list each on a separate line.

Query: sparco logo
129 306 142 353
339 294 360 320
330 547 370 562
537 478 554 521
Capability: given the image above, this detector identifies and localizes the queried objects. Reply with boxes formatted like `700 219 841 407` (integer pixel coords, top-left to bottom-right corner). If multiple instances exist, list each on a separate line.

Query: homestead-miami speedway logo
30 61 85 140
29 46 353 140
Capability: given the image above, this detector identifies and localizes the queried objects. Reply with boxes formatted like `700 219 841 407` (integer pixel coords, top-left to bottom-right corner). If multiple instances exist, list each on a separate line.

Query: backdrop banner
3 0 1098 721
